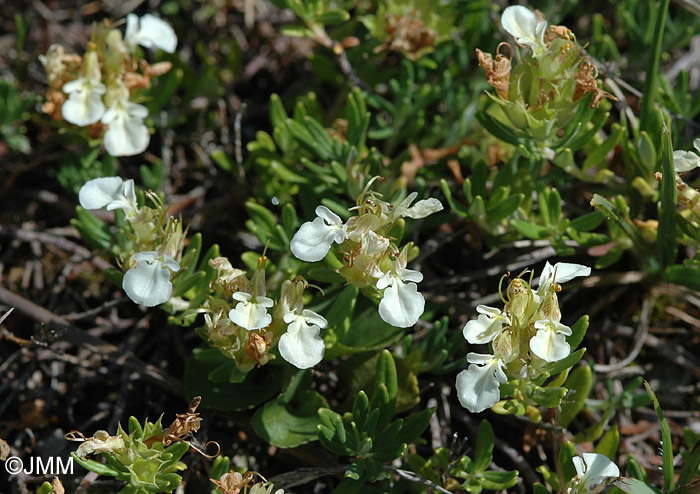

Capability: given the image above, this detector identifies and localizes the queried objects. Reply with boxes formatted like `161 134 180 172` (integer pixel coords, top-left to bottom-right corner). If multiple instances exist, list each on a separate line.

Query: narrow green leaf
594 425 620 459
677 440 700 486
645 381 674 491
474 420 494 473
560 363 593 428
582 123 623 170
639 0 670 134
658 125 677 268
663 265 700 291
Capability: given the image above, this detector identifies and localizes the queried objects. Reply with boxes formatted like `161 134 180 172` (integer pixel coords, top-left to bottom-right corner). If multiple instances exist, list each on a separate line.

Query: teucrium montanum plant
40 13 176 156
79 176 184 307
456 262 591 413
290 178 443 328
477 6 616 158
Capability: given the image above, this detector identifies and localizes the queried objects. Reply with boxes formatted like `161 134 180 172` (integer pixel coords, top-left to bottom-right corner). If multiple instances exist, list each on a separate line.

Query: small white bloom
290 206 347 262
530 319 572 362
79 176 139 217
673 138 700 172
538 262 591 291
392 192 444 220
571 453 619 493
456 353 507 413
501 6 548 56
463 305 510 344
62 77 106 126
102 100 150 156
377 264 424 328
124 14 177 54
123 251 180 307
228 292 274 330
278 309 327 369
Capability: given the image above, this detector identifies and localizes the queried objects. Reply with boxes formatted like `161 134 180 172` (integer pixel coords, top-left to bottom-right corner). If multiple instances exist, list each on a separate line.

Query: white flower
456 353 507 413
79 176 139 218
530 319 572 362
392 192 444 220
377 264 424 328
463 305 510 344
501 6 548 56
62 77 106 126
537 262 591 292
571 453 619 493
102 100 150 156
290 206 347 262
123 251 180 307
278 309 327 369
124 14 177 54
228 292 274 330
673 138 700 172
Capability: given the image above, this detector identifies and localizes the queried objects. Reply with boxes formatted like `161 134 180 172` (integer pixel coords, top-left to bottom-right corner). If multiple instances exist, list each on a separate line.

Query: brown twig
0 285 184 396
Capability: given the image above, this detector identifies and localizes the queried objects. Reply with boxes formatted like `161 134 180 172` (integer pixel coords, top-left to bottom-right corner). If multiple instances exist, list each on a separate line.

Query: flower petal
102 102 150 157
61 79 106 126
501 6 546 53
290 208 346 262
278 316 326 369
580 453 619 490
463 313 503 344
228 300 272 330
530 324 571 362
378 280 425 328
455 358 506 413
673 150 700 173
125 14 177 53
79 177 125 210
122 254 177 307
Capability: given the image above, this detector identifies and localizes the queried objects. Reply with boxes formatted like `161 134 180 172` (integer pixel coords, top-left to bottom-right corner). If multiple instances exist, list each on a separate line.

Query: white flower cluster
456 262 591 413
79 176 182 307
204 259 327 370
290 183 443 328
43 14 176 156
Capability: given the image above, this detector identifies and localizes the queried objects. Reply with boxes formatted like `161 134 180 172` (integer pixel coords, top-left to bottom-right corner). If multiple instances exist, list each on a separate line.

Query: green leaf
591 194 658 273
184 356 280 410
487 194 523 222
639 0 670 134
315 9 350 24
511 218 550 239
479 470 518 489
645 382 674 491
251 389 327 448
71 453 121 477
658 126 677 268
543 348 585 377
582 123 623 170
570 211 605 232
663 265 700 291
558 441 577 482
476 111 525 147
567 315 589 353
560 363 593 428
677 440 700 487
531 386 567 407
615 478 663 494
474 420 494 473
269 93 287 128
595 425 620 459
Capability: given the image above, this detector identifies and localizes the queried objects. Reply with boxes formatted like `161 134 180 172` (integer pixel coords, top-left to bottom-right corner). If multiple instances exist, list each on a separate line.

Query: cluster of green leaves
72 417 190 494
317 351 434 492
0 78 34 154
408 421 518 492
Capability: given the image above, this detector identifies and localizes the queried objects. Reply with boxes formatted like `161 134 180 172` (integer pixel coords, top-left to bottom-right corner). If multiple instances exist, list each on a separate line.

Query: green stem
639 0 670 134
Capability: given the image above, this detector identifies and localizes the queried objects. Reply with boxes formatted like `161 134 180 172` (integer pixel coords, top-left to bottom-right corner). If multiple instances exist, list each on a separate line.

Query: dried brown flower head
476 43 512 100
